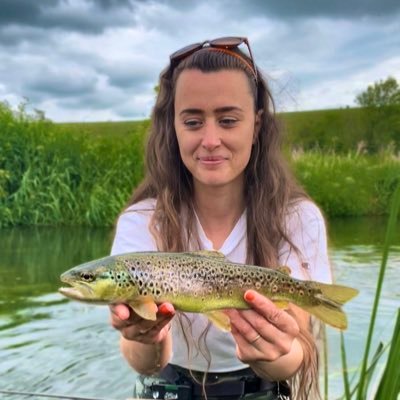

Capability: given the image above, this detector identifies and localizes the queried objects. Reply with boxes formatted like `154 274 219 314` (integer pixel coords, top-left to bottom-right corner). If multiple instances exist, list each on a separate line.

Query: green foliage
0 101 145 227
1 101 399 226
338 184 400 400
374 310 400 399
291 150 400 217
353 77 400 152
355 77 400 108
281 105 400 153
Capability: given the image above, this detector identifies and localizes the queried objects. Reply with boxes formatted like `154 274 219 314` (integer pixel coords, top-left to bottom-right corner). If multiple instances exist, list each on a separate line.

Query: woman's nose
201 123 221 150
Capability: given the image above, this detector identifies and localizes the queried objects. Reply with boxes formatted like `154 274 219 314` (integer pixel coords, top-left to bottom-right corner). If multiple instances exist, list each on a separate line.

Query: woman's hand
224 290 301 365
109 302 175 345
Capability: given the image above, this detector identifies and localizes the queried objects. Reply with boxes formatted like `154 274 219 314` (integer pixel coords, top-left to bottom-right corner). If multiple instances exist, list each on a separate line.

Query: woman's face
174 69 260 193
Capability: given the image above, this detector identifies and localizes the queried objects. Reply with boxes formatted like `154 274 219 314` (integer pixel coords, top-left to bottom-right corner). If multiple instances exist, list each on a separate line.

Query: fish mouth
58 282 98 302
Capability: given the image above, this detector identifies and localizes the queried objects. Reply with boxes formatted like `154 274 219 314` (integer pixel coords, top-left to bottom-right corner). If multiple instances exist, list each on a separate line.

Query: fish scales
59 250 359 330
118 252 320 312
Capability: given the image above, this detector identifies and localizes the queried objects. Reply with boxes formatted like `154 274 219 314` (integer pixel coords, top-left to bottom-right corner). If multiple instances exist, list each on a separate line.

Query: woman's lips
197 155 226 165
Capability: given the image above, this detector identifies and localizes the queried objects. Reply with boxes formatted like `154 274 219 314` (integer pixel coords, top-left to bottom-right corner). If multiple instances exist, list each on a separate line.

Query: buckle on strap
158 364 279 397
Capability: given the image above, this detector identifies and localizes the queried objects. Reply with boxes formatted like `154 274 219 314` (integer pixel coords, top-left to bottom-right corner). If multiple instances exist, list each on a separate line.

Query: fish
59 250 359 331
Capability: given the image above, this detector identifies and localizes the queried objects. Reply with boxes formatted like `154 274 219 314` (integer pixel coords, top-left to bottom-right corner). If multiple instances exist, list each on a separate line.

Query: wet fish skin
59 250 358 330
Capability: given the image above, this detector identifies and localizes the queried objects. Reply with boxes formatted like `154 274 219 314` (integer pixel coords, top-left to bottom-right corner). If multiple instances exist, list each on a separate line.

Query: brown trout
59 250 358 330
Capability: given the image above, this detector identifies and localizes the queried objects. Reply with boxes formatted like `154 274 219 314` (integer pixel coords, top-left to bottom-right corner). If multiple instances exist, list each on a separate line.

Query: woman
110 37 331 399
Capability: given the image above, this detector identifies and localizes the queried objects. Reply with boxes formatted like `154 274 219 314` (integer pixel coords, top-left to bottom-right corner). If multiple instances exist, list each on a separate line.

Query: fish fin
303 303 348 330
316 283 359 305
128 296 158 321
277 266 292 276
191 250 226 258
303 283 359 330
205 311 231 332
273 300 289 309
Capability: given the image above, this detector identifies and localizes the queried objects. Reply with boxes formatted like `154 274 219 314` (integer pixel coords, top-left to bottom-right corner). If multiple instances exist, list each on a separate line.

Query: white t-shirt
111 198 332 372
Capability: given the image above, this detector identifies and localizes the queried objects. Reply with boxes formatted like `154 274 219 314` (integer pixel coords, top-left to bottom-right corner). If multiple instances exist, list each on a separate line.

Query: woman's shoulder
123 198 157 214
115 198 156 232
285 199 325 229
117 198 156 223
111 198 157 255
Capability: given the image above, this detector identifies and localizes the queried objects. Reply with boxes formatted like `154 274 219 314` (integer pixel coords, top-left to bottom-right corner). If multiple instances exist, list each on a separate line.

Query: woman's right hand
109 302 175 345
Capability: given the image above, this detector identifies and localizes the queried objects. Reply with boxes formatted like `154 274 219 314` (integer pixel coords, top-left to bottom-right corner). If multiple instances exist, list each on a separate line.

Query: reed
291 150 400 217
0 101 144 227
337 184 400 399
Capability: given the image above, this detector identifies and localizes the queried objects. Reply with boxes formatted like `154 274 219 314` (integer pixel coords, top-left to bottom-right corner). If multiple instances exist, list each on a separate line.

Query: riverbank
1 102 399 227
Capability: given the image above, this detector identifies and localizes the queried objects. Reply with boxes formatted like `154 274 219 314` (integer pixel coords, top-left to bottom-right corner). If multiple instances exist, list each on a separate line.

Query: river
0 218 399 399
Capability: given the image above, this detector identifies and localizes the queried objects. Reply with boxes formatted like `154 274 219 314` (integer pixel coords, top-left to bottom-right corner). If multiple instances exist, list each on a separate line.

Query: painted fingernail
159 304 172 315
244 291 255 302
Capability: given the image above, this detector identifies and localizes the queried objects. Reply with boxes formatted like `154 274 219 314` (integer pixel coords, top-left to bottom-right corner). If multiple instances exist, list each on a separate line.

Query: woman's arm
226 201 330 382
225 290 307 381
110 303 175 375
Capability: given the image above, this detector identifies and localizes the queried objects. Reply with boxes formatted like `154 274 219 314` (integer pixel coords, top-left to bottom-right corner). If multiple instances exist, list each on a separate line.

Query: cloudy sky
1 0 400 122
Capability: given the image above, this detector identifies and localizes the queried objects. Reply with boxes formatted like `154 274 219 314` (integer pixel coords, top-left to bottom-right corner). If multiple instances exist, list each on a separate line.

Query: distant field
56 106 400 153
57 119 151 138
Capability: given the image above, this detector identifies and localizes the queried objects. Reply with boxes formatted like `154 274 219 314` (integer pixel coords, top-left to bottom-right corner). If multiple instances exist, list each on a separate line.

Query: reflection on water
0 220 399 399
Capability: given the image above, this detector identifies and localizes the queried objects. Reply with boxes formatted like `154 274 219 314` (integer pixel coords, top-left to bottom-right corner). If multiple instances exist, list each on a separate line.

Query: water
0 219 399 400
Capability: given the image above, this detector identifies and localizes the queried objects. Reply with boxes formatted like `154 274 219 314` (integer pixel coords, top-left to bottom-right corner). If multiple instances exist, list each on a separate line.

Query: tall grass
0 101 144 227
291 150 400 217
1 101 400 227
336 184 400 400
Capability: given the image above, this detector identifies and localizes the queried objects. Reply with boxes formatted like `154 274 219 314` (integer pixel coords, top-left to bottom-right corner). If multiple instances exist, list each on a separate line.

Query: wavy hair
126 47 320 400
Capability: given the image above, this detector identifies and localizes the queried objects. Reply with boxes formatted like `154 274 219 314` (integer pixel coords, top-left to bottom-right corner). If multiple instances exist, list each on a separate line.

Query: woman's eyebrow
214 106 244 113
179 106 243 116
179 108 203 116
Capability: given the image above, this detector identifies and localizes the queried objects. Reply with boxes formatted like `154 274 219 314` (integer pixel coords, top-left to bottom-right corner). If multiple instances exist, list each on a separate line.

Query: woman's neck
193 184 245 250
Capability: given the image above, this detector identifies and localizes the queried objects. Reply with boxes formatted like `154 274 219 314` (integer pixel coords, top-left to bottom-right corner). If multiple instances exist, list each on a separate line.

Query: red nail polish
245 291 255 302
159 304 170 315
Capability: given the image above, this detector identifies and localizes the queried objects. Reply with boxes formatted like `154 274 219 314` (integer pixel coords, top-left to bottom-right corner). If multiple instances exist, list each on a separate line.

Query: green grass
1 101 400 227
291 150 400 217
56 119 151 138
335 184 400 400
280 105 400 153
0 102 145 227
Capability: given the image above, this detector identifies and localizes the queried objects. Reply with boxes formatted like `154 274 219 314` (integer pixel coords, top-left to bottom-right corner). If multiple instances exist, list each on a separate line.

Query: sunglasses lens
210 37 245 48
170 43 202 61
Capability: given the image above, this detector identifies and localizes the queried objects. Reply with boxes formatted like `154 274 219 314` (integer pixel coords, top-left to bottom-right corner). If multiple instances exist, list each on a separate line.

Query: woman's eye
184 119 202 128
220 118 237 126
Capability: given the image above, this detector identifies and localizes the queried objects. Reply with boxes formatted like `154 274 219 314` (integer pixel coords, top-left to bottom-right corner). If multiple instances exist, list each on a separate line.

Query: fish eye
80 272 94 281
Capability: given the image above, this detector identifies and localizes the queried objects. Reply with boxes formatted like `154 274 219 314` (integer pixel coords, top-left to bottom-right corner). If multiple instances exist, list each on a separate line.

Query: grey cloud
0 25 49 46
0 0 59 26
27 72 98 97
98 61 158 90
225 0 400 19
0 0 137 34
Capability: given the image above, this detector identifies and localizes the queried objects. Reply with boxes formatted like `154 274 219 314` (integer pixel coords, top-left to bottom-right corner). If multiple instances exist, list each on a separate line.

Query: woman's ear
253 109 263 143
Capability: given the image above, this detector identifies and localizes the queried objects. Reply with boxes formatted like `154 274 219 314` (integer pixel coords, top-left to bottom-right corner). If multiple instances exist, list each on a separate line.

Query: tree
356 76 400 108
355 77 400 152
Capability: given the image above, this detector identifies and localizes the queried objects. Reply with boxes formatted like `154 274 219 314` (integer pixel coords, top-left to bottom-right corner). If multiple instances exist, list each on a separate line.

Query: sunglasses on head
169 36 258 82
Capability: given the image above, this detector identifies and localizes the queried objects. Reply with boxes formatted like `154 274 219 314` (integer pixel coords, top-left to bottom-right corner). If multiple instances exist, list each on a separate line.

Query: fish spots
110 270 132 289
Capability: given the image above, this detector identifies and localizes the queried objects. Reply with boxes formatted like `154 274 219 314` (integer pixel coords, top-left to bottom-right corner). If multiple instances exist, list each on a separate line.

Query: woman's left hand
224 290 301 364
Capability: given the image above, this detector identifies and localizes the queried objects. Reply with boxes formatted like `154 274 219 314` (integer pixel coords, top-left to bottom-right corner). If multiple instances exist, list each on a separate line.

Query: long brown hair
126 46 319 399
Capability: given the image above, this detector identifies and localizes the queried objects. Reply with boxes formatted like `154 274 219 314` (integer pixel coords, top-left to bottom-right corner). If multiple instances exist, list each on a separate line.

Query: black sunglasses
169 36 258 82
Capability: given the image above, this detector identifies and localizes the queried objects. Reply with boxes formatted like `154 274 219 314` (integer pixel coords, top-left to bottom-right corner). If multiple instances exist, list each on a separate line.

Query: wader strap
158 363 285 398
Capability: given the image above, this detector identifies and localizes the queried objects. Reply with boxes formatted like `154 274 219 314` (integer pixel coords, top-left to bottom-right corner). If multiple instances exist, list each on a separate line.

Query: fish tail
303 283 359 330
